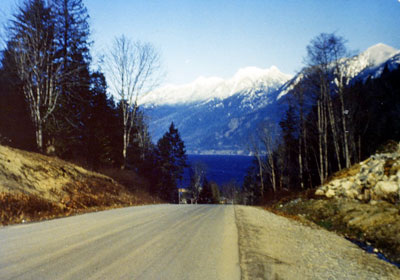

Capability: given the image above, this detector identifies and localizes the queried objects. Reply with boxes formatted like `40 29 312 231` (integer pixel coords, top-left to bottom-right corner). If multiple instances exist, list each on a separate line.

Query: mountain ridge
140 65 292 106
278 43 400 99
141 43 400 155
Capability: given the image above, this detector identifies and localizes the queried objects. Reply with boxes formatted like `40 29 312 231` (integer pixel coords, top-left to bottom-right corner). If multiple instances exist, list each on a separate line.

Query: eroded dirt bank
0 145 160 225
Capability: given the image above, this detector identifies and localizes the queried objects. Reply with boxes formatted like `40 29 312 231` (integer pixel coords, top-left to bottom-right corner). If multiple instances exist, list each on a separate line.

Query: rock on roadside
316 141 400 203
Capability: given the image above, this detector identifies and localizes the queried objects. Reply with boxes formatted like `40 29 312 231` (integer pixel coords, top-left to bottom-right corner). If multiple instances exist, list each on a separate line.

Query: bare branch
106 35 162 168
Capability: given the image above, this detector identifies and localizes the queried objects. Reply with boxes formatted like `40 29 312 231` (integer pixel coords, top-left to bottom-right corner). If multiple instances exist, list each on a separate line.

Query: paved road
0 205 240 280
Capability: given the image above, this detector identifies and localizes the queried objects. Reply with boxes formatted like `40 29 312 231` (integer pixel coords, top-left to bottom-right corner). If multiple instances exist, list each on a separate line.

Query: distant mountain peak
232 65 283 80
360 43 399 66
139 66 292 106
364 43 398 55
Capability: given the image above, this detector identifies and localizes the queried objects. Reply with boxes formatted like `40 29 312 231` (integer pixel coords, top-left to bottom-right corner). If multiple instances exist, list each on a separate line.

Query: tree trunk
317 100 325 184
256 155 265 197
323 101 329 180
270 156 276 193
339 89 351 168
298 91 305 189
298 134 304 189
327 93 342 170
36 119 43 153
122 127 127 169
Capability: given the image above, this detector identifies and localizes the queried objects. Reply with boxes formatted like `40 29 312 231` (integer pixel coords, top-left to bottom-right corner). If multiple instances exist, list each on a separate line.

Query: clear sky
1 0 400 86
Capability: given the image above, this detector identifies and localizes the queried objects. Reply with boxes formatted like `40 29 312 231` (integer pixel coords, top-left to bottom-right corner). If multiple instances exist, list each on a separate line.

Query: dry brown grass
0 193 65 225
99 168 150 192
263 205 304 223
0 145 162 226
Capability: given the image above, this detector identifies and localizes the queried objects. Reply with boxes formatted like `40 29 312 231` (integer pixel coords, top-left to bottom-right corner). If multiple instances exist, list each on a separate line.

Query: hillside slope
0 145 159 225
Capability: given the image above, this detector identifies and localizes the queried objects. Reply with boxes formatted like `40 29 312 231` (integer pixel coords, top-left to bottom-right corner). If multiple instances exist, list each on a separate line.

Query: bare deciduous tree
189 161 207 204
330 37 351 168
259 121 279 193
134 111 152 161
106 35 161 169
220 180 239 204
249 134 266 196
8 0 63 152
249 120 279 195
305 33 350 182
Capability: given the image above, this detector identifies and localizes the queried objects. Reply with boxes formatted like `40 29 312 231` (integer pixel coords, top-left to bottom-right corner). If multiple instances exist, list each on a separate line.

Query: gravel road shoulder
235 205 400 280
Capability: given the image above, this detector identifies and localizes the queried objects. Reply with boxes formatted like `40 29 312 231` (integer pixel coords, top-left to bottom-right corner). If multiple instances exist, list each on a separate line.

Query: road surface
0 205 240 280
1 205 400 279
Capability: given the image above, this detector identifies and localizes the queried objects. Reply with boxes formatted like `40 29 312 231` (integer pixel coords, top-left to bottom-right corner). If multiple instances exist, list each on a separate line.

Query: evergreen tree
84 71 120 169
126 109 154 172
199 178 213 204
0 42 36 149
210 182 221 204
279 105 300 189
155 123 187 202
48 0 93 159
242 160 262 205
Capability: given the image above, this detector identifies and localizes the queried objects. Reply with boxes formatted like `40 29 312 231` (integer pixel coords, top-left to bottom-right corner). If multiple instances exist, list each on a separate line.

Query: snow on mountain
343 43 400 82
141 43 399 155
278 43 400 99
139 66 291 106
141 66 291 154
360 43 399 66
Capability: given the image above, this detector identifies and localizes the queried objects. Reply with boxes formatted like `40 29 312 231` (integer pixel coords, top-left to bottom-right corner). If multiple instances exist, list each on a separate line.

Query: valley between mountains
140 43 400 155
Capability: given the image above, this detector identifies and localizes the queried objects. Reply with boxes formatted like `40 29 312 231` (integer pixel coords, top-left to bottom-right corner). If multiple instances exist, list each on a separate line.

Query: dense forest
243 34 400 205
0 0 187 203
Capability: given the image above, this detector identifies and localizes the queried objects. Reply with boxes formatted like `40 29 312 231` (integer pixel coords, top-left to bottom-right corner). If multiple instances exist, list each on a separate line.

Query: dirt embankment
0 145 161 225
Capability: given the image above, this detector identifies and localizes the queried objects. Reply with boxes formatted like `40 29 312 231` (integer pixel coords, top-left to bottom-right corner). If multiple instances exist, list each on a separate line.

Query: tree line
0 0 187 203
243 33 400 205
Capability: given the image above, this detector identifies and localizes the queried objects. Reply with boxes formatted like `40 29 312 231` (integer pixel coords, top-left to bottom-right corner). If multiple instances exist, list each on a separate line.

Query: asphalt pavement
0 204 240 280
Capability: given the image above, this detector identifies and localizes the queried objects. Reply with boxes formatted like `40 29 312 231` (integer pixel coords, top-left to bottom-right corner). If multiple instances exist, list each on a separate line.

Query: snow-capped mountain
141 66 291 154
278 43 400 99
352 43 400 81
140 66 291 106
141 43 399 155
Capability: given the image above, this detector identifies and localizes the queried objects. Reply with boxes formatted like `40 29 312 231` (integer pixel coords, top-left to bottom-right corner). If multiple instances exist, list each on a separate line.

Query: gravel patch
235 205 400 280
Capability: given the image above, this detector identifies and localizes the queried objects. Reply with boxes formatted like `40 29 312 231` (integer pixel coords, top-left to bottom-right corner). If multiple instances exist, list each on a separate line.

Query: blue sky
1 0 400 85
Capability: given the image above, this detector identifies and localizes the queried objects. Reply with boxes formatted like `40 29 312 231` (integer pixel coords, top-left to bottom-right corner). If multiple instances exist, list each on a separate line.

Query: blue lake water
180 155 254 187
